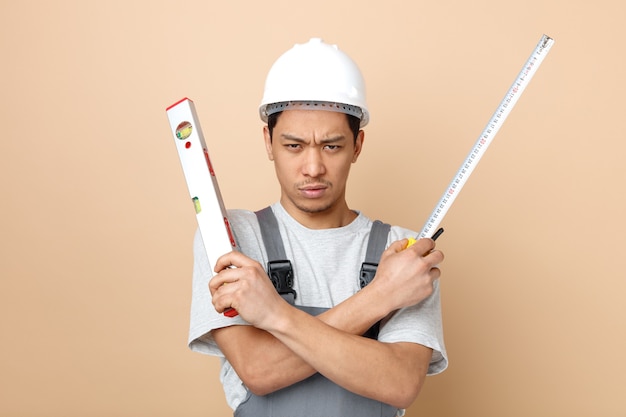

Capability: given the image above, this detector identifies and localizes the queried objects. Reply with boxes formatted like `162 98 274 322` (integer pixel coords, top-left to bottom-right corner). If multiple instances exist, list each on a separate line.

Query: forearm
213 284 391 395
210 241 442 399
266 303 431 408
317 281 391 334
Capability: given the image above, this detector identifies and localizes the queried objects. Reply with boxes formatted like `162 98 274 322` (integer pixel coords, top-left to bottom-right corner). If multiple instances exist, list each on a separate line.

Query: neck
280 198 357 230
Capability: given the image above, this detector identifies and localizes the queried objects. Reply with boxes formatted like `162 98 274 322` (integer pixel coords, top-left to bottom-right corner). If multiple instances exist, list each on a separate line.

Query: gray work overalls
235 208 398 417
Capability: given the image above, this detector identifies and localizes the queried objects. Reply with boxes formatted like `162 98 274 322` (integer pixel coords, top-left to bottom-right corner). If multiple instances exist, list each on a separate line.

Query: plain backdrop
2 1 625 416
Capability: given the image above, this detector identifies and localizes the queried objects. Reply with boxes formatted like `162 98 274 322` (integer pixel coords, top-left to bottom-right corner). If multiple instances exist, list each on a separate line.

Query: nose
301 148 326 178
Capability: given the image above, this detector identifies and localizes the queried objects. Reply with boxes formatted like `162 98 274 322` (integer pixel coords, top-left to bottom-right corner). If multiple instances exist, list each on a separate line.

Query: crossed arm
209 238 443 409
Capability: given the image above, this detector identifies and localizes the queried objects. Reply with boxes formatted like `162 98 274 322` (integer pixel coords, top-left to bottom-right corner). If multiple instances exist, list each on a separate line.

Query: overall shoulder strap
255 206 287 261
360 220 391 340
359 220 391 289
255 206 297 304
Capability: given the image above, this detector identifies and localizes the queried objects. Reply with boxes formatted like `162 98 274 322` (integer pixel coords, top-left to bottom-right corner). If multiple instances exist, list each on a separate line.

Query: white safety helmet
259 38 370 127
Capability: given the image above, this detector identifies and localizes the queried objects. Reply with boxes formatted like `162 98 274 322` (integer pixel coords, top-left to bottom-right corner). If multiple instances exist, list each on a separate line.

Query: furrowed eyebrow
320 135 346 144
280 134 346 144
280 134 306 143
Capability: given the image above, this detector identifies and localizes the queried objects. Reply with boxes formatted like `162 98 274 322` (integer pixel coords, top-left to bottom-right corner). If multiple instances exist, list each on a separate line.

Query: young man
188 38 447 417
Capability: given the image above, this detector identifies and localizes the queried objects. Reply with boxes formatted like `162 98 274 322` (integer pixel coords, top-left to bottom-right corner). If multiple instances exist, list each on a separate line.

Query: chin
293 199 334 214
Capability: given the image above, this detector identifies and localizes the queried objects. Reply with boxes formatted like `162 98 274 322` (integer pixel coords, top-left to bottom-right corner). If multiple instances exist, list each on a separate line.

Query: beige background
2 0 625 416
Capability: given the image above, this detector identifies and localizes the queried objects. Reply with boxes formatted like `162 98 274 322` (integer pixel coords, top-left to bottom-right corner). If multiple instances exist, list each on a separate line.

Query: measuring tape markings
417 35 555 239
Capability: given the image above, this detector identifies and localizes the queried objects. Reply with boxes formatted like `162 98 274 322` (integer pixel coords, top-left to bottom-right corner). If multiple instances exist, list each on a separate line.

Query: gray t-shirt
188 202 447 410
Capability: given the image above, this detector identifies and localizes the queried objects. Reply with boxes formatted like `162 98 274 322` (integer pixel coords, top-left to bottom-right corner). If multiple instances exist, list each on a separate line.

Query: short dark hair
267 111 361 143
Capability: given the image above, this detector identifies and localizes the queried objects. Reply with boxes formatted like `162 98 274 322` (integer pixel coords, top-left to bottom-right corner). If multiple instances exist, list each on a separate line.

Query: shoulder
227 208 266 264
366 218 417 246
354 212 419 247
388 224 418 241
227 208 258 225
227 209 261 243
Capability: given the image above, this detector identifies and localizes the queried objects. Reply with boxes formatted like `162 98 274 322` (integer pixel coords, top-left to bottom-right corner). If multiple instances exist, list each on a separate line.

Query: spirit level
166 98 239 317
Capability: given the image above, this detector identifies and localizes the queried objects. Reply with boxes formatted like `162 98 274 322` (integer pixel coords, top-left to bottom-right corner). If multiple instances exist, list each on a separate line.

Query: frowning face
263 109 364 228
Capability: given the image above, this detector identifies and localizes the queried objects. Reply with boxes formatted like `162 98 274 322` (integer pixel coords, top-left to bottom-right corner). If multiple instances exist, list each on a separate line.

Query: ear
352 130 365 163
263 126 274 161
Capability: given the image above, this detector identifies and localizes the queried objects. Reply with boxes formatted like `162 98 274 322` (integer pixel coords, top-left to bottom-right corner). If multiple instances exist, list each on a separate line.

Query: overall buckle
267 260 297 299
359 262 378 289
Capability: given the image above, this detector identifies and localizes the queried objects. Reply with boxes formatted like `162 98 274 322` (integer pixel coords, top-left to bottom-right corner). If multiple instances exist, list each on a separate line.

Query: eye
324 145 341 151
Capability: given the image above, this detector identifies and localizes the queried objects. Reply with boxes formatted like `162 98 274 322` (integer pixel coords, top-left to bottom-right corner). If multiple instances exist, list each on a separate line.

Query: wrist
360 278 395 319
261 299 298 334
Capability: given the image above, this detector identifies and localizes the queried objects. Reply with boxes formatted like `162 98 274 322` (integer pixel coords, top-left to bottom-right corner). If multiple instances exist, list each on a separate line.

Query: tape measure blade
417 35 554 239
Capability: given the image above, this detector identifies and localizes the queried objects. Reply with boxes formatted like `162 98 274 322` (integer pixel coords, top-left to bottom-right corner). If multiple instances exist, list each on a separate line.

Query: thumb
381 238 409 261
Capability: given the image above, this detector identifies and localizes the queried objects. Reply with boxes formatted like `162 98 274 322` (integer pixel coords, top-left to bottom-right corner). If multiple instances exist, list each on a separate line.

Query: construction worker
188 38 447 417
